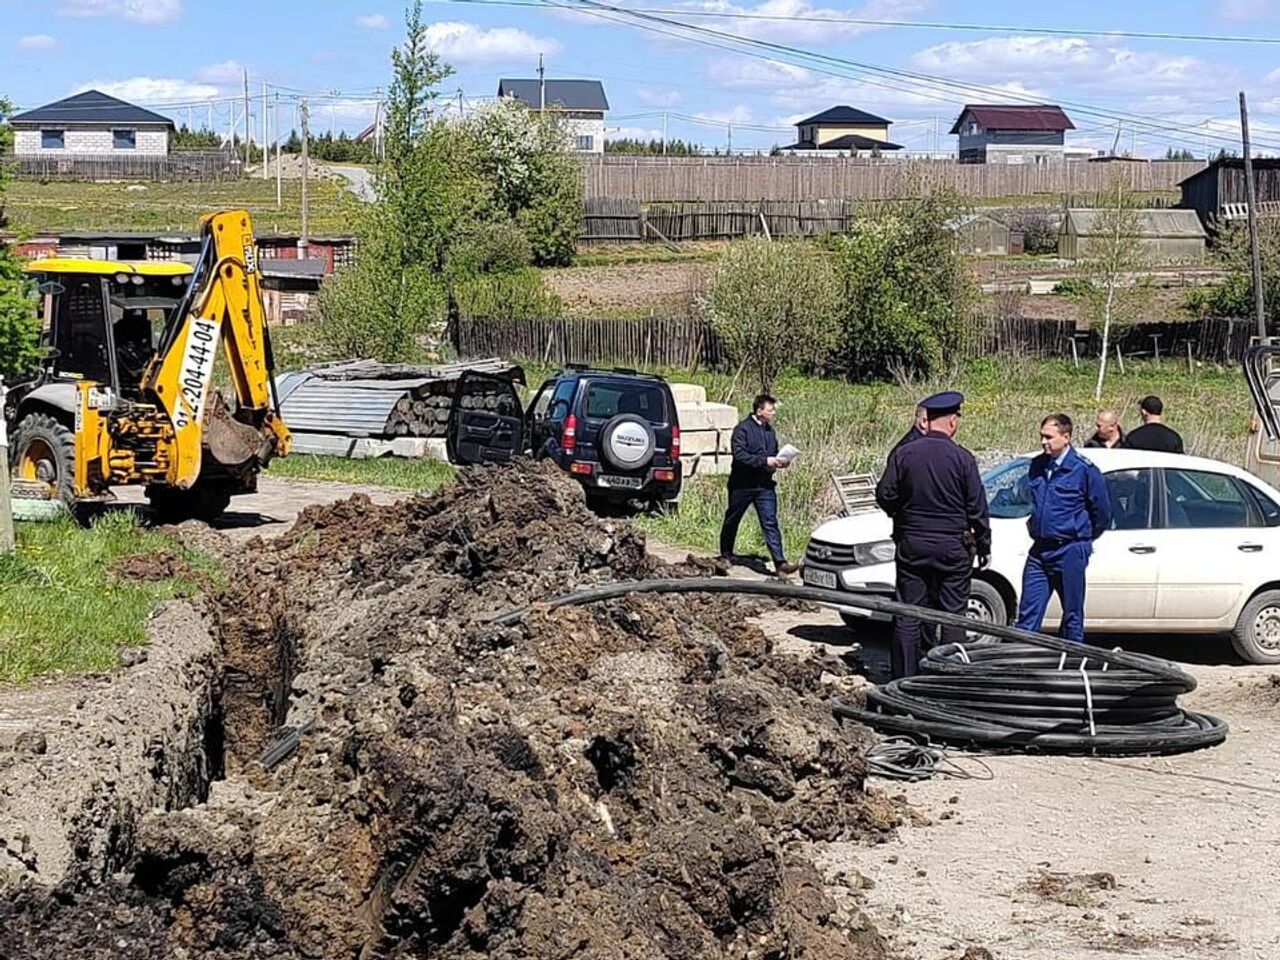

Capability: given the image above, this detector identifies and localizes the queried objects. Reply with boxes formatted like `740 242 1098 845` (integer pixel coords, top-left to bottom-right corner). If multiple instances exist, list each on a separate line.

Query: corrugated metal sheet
275 372 400 437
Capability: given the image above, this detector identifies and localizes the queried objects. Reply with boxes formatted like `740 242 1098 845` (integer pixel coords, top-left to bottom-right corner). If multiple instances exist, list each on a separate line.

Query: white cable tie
956 644 971 664
1079 658 1097 738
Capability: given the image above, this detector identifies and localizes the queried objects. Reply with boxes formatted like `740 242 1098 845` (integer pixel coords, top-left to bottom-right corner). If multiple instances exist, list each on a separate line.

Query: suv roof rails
559 363 667 382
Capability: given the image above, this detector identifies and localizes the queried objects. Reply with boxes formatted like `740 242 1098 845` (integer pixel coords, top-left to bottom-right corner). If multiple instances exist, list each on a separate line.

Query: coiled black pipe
485 578 1227 756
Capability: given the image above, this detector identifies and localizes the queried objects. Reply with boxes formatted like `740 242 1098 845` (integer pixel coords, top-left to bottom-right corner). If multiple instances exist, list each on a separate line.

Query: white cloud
694 104 757 125
707 57 810 89
355 13 389 29
911 36 1226 96
1220 0 1273 19
636 88 682 107
423 21 560 64
75 76 219 103
58 0 182 25
195 59 246 83
18 34 57 50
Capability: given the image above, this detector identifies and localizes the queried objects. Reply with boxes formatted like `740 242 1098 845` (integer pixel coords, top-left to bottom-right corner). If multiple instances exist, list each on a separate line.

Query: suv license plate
598 474 643 489
803 567 837 589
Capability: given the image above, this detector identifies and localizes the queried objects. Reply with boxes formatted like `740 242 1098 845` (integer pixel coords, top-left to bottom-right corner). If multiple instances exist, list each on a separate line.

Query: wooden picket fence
454 315 727 369
966 315 1257 363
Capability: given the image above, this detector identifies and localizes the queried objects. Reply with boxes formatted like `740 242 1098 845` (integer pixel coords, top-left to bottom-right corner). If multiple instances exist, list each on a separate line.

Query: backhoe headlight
114 272 130 285
131 275 144 285
852 539 896 565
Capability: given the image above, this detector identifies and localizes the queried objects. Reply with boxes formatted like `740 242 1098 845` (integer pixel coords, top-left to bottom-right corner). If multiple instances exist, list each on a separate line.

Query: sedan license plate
803 567 838 589
598 474 643 490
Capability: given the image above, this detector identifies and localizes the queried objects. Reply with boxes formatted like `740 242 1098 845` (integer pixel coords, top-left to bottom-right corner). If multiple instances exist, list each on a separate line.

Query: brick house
9 89 174 157
950 104 1074 164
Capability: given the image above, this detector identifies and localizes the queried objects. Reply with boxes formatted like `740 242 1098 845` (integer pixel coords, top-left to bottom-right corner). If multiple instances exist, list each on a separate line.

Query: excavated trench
0 463 899 960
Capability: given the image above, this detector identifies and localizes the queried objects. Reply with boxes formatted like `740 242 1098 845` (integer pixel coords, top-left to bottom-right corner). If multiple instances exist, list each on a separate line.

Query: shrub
702 238 840 393
447 219 533 277
1011 211 1059 255
825 192 979 381
453 267 562 321
313 258 447 362
0 245 40 379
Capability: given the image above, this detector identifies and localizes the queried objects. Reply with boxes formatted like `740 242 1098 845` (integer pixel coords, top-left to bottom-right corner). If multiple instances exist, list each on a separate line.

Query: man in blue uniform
719 393 797 575
891 402 929 453
876 392 991 679
1015 413 1113 643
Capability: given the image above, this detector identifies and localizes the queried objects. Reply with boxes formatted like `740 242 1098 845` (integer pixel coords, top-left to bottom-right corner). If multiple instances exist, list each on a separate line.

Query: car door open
446 371 526 465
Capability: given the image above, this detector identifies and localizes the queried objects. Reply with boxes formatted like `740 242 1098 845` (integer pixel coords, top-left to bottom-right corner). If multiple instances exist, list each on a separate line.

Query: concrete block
681 452 731 477
669 382 707 405
679 428 729 456
289 432 451 461
677 401 739 432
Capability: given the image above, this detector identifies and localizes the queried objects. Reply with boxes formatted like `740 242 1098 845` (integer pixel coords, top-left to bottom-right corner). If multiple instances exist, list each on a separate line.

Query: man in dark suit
876 391 991 679
719 393 797 575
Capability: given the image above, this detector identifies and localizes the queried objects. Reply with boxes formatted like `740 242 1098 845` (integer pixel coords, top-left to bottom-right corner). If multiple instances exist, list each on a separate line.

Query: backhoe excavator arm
144 209 291 488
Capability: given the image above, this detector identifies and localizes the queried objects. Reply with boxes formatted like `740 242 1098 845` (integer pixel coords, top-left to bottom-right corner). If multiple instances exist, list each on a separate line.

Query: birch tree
1075 175 1152 399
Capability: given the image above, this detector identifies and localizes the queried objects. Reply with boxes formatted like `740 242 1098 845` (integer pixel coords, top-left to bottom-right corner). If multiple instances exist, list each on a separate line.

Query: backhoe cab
6 210 291 521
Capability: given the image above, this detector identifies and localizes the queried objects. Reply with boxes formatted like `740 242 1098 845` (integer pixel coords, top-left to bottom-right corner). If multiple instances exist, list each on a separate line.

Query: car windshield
584 382 667 424
982 457 1033 519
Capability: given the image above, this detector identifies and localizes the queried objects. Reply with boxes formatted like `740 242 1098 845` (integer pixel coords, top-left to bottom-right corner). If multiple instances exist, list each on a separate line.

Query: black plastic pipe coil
485 578 1228 757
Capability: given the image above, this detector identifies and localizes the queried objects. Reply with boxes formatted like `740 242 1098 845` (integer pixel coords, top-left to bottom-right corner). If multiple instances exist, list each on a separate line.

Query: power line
540 0 1280 154
445 0 1280 44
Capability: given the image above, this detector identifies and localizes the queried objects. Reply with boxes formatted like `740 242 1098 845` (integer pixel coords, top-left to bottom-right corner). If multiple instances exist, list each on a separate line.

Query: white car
802 448 1280 663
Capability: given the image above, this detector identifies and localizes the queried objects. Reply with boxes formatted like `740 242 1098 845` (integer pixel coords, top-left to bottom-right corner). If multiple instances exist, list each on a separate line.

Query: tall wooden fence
583 157 1207 203
454 316 727 369
581 198 855 243
7 150 240 181
459 314 1256 371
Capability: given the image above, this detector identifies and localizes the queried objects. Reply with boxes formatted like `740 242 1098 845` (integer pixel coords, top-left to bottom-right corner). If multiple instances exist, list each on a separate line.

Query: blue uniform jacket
729 416 779 490
1026 447 1113 544
876 432 992 554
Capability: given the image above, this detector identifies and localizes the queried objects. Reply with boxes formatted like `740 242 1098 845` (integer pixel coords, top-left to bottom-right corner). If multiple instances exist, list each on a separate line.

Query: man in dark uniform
891 402 929 453
876 391 991 680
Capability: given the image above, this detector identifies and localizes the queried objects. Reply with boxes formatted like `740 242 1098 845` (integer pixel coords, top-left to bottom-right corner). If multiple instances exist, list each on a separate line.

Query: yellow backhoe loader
5 210 291 521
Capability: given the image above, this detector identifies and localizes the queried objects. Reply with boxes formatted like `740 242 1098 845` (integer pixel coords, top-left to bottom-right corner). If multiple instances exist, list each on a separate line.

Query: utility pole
275 92 282 208
0 378 13 555
662 112 668 155
727 123 732 155
300 98 310 256
538 53 545 111
262 82 269 179
243 69 251 168
1241 91 1268 338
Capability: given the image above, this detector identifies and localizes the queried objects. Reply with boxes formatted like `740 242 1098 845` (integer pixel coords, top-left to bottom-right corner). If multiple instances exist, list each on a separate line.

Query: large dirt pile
1 462 896 959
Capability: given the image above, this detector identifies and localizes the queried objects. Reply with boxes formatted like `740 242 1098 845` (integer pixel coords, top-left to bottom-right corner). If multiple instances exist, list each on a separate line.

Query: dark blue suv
447 365 682 508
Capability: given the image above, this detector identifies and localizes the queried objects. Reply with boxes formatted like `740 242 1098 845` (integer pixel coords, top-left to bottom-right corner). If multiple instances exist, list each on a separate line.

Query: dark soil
107 550 196 583
0 461 896 959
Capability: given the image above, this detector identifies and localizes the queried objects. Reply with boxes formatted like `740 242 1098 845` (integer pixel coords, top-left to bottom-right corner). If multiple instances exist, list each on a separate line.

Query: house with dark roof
781 106 902 155
9 90 175 158
950 104 1074 165
496 79 609 154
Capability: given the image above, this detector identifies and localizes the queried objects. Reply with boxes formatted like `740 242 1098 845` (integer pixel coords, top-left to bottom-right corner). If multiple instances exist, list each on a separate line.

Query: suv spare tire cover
600 414 656 470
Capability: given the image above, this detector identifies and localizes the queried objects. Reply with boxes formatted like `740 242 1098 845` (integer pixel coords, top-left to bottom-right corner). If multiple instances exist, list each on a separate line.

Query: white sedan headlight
852 539 896 565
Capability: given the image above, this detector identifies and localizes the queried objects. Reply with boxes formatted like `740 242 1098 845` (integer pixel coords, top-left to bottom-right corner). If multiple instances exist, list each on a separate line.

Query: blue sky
5 0 1280 154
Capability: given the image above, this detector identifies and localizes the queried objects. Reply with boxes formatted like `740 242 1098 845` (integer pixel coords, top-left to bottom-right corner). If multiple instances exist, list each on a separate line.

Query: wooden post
243 69 252 169
0 378 14 555
1115 343 1126 374
1187 340 1195 375
1069 337 1079 370
300 98 310 255
1240 91 1268 338
1150 334 1162 364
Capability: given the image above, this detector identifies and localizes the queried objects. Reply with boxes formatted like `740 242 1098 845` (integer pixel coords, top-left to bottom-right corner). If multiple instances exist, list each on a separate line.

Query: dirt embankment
1 463 897 959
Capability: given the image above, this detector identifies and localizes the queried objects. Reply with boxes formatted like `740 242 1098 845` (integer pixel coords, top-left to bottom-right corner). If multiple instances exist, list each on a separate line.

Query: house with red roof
949 104 1074 165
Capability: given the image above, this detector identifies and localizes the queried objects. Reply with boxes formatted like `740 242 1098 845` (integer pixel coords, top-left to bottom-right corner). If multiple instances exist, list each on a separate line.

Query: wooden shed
1059 209 1206 262
1178 158 1280 231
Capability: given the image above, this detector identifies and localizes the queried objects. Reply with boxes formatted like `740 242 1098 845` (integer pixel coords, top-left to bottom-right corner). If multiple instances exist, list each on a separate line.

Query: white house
496 79 608 154
10 90 174 157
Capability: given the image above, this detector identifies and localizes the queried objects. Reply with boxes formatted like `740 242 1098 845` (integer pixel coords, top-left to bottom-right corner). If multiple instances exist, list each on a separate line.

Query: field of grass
0 511 210 684
268 453 455 491
5 176 364 235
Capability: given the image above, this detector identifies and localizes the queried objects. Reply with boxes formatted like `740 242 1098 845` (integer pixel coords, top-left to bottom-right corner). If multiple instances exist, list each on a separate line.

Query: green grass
5 176 365 235
0 511 211 684
268 454 456 491
632 356 1253 561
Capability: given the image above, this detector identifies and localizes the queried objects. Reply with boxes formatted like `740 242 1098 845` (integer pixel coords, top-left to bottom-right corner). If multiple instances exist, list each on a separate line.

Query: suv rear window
584 382 667 424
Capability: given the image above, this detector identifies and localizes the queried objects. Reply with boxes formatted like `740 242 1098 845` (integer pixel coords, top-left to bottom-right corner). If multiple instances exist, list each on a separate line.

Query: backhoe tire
11 413 77 514
147 482 234 524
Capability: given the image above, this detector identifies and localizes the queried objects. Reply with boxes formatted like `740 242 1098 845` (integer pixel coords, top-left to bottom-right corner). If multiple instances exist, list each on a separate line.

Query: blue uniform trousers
720 487 786 562
892 538 972 680
1015 540 1092 643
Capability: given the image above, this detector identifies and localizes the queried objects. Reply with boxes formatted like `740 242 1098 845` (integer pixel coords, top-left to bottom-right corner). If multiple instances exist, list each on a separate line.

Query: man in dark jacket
1015 414 1113 644
891 403 929 453
876 391 991 680
1123 395 1184 453
719 394 796 574
1084 409 1124 449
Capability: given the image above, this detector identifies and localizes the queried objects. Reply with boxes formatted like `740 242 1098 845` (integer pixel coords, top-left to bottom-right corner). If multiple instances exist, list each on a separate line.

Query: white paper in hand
777 443 802 465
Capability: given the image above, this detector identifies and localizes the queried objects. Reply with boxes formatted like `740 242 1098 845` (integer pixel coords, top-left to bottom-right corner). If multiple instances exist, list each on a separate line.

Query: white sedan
801 448 1280 663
